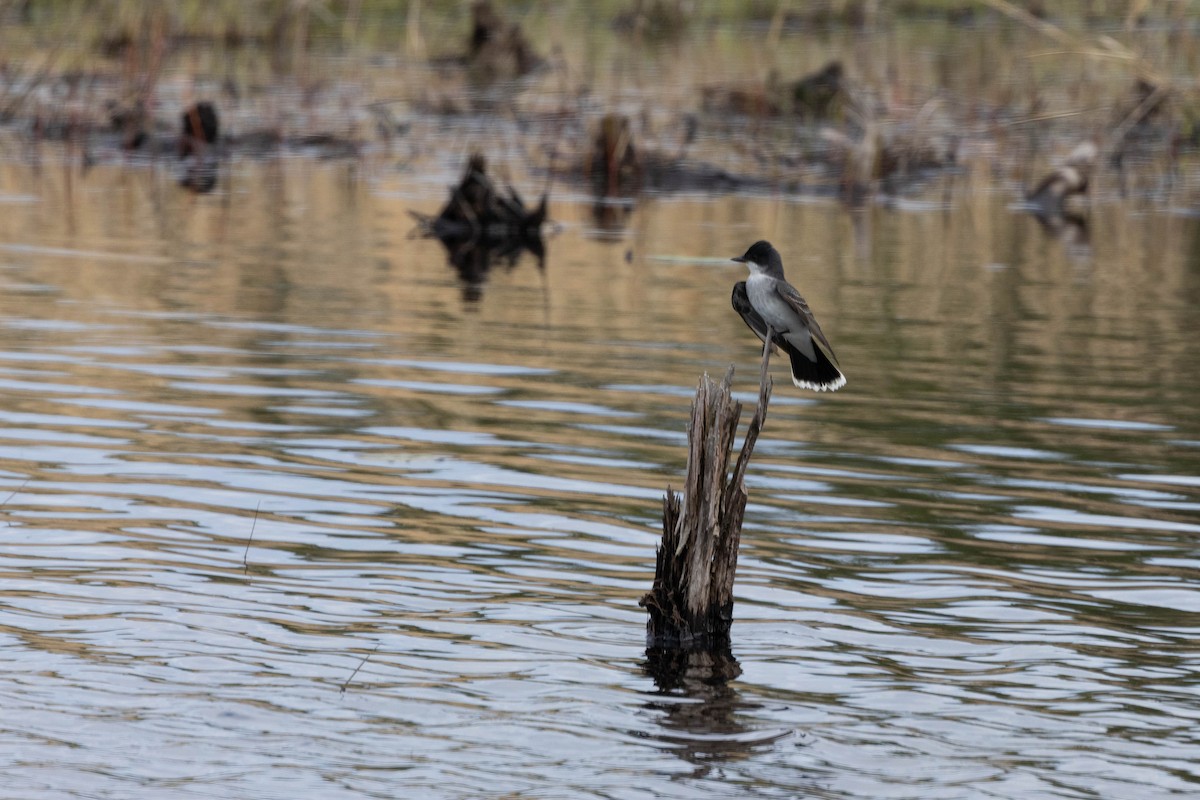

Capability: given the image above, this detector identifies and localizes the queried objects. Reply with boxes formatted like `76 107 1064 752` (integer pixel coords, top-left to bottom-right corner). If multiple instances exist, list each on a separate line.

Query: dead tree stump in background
640 355 773 649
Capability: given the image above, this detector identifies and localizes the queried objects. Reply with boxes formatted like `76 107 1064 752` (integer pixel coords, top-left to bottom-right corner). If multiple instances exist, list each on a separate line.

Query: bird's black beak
731 256 746 263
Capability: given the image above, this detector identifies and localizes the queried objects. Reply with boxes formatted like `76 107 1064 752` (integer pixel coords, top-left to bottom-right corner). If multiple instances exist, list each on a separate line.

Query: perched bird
732 240 846 392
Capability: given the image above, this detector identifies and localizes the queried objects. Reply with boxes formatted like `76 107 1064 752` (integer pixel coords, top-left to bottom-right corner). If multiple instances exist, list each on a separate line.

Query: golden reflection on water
1 155 1196 465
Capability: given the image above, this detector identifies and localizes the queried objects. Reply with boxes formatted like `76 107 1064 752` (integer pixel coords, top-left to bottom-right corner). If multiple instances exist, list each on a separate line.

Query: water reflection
643 645 793 776
432 232 546 305
589 196 635 239
1030 206 1092 262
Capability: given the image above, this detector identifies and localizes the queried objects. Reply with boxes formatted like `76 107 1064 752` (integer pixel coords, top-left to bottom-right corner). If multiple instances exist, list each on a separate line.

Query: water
0 151 1198 800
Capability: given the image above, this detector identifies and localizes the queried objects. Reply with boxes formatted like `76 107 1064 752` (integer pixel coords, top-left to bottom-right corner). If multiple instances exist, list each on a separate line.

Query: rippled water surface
1 151 1199 800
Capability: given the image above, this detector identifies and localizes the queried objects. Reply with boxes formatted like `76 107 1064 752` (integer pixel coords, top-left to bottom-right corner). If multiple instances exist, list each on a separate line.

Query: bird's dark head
732 240 783 276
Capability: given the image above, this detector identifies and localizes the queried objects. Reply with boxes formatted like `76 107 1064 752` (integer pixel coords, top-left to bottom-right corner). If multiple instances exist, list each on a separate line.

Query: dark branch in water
243 501 261 574
1 477 31 507
1 478 31 522
340 644 380 694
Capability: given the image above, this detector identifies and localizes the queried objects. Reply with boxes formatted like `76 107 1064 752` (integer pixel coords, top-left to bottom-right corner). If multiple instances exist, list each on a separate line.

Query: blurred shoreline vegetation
3 1 1196 48
0 1 1198 202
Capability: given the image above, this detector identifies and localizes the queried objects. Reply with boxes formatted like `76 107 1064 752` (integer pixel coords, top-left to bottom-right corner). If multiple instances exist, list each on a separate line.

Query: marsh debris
429 1 543 81
470 1 542 78
410 154 548 302
1026 140 1095 254
411 153 547 241
613 0 691 42
417 1 546 113
821 123 957 202
702 60 847 119
557 112 755 196
790 60 847 119
580 113 641 232
1027 140 1095 213
107 97 149 150
3 5 1200 212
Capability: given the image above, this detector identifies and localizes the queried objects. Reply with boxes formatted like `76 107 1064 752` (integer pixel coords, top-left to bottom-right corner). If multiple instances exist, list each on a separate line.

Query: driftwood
640 336 774 649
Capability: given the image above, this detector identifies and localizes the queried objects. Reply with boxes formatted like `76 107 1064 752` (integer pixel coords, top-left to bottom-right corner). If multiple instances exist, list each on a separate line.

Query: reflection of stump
641 359 772 649
645 645 742 689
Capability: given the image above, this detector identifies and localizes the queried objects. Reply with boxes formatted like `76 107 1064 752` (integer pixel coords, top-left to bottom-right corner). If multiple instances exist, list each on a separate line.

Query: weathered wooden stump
640 340 773 649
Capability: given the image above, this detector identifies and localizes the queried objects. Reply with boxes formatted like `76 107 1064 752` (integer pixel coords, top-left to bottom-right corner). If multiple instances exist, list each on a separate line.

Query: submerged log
640 351 773 649
612 0 691 42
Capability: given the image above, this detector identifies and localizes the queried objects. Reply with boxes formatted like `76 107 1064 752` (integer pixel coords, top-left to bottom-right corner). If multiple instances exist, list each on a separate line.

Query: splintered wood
640 364 772 648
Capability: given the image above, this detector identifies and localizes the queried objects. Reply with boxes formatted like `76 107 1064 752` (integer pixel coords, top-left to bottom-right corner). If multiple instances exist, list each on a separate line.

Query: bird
731 240 846 392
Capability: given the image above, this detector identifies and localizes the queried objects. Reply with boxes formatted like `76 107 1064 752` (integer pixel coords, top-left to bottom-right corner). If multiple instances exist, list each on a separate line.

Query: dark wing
731 281 779 353
773 280 841 366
